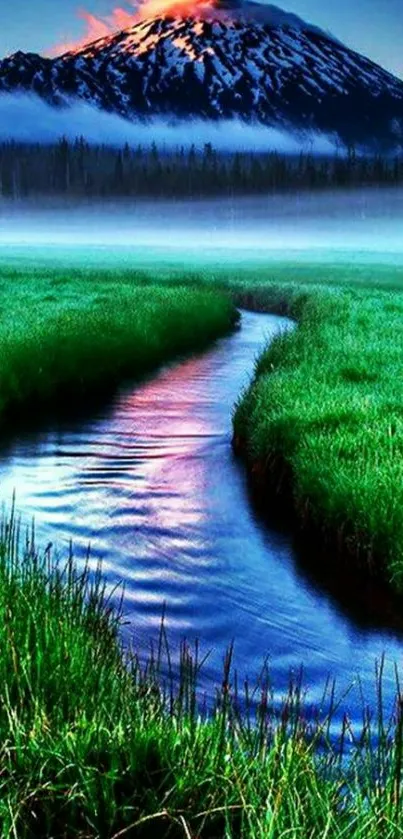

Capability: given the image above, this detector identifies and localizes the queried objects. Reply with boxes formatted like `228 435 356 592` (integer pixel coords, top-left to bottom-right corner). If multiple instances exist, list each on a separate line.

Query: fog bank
0 189 402 263
0 92 341 153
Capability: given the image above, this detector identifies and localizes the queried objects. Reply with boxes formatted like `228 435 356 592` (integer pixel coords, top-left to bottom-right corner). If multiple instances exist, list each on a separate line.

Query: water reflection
0 311 402 728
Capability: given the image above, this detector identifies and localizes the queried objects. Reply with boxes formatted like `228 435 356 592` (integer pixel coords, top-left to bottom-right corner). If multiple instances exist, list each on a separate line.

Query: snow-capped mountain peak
0 1 402 151
59 0 338 59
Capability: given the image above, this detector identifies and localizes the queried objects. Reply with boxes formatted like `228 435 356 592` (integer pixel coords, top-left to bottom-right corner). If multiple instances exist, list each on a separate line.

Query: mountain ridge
0 1 402 151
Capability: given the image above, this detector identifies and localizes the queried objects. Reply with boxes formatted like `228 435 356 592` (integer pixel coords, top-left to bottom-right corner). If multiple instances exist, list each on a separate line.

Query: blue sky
0 0 402 79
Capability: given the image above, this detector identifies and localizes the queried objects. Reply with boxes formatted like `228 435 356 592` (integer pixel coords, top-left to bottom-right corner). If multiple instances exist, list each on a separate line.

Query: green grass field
0 264 235 423
230 280 403 592
0 512 402 839
3 253 403 589
2 251 403 835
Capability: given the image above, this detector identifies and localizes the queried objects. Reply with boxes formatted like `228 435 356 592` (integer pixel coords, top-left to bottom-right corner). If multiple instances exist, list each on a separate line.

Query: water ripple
0 310 402 726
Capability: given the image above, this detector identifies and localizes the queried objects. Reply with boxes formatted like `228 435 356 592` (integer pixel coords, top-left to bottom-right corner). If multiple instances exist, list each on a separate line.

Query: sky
0 0 402 80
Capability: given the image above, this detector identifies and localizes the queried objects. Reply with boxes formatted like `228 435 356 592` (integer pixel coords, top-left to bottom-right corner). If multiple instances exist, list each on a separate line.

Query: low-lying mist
0 92 340 154
0 189 402 264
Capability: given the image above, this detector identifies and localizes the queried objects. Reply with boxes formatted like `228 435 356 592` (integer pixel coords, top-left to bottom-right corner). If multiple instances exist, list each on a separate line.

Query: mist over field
0 188 402 263
0 92 399 261
0 92 340 153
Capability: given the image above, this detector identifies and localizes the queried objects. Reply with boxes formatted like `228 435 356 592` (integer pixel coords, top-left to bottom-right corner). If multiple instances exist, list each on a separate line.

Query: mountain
0 0 402 151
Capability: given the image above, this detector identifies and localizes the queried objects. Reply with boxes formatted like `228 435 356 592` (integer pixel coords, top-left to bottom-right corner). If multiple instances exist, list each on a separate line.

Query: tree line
0 138 402 198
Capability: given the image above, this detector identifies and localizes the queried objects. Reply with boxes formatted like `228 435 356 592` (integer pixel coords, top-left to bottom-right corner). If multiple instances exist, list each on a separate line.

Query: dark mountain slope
1 1 402 150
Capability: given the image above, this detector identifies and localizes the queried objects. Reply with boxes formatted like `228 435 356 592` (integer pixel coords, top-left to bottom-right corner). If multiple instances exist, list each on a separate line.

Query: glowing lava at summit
51 0 218 55
137 0 218 18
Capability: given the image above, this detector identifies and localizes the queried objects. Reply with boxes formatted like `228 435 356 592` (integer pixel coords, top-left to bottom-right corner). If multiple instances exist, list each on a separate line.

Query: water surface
0 310 402 727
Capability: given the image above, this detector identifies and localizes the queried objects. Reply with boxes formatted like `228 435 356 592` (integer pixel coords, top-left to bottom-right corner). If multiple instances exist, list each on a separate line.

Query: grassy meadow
2 252 403 834
0 264 235 423
230 280 403 592
3 253 403 590
0 513 402 839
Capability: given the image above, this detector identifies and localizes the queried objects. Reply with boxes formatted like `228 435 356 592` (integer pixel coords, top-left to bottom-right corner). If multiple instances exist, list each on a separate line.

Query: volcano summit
0 0 402 150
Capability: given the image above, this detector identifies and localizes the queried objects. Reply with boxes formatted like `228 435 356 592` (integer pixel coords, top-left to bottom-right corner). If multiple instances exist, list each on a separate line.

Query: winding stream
0 310 402 725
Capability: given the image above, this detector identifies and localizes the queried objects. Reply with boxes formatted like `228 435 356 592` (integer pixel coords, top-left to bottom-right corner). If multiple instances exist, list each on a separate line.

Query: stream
0 309 402 728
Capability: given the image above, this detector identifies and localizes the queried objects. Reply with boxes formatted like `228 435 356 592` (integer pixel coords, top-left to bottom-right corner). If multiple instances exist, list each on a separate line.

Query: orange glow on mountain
50 0 217 56
137 0 216 18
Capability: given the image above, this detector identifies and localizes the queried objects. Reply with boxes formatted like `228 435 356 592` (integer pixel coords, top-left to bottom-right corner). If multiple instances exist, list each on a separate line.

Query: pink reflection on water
102 350 224 565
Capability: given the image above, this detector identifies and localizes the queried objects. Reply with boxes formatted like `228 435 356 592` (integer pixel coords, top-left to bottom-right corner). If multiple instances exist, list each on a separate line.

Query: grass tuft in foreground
233 283 403 592
0 513 402 838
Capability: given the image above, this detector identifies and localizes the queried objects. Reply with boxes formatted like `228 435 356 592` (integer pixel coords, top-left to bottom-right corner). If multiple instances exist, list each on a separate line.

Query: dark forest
1 138 402 198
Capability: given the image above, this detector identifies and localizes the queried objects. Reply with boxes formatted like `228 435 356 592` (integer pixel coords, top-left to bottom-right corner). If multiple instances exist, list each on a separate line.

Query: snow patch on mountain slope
211 1 339 42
